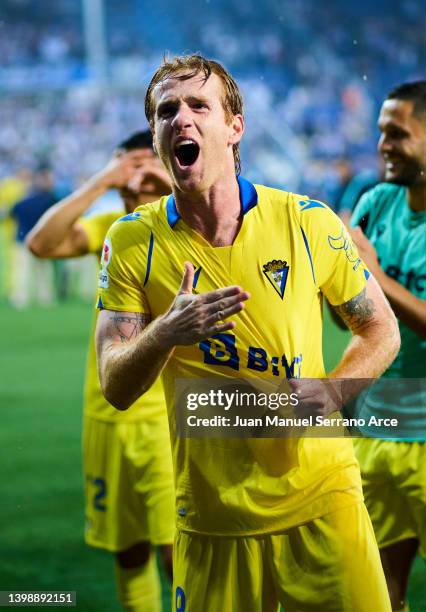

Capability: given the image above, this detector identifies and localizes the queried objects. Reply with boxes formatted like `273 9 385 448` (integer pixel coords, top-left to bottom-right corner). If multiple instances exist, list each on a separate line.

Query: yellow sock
115 554 161 612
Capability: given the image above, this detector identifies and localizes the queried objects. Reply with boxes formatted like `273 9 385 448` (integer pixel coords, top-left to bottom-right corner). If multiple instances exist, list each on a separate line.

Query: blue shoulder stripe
299 199 326 212
118 211 142 222
300 226 316 284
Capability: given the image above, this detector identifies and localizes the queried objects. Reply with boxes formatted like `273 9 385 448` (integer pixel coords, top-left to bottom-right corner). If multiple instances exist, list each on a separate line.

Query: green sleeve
350 189 375 229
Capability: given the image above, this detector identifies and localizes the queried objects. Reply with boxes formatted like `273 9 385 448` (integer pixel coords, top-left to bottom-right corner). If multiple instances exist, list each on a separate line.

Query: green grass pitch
0 301 424 610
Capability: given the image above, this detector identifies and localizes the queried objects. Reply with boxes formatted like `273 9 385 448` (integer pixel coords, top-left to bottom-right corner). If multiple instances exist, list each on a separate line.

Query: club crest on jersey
98 237 112 289
263 260 289 299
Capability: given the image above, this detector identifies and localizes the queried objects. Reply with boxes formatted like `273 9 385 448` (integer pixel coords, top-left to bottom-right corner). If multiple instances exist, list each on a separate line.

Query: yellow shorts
173 502 390 611
354 438 426 558
83 415 175 552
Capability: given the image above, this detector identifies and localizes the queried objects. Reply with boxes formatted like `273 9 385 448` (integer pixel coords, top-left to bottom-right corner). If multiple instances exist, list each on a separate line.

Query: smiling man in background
350 81 426 612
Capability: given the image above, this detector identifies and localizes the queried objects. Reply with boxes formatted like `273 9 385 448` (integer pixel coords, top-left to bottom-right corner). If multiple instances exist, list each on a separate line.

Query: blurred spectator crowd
0 0 424 304
1 0 423 199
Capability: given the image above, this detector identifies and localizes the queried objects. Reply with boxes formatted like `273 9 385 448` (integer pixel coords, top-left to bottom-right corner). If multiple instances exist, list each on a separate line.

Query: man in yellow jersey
27 131 174 612
0 168 30 300
95 55 400 611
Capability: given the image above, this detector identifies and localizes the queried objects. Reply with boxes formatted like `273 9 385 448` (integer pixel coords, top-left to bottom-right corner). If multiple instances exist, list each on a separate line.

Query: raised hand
94 151 144 191
158 262 250 347
289 378 343 418
127 159 172 196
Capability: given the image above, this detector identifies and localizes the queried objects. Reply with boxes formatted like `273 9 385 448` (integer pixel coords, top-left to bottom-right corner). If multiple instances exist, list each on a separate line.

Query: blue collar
166 176 258 228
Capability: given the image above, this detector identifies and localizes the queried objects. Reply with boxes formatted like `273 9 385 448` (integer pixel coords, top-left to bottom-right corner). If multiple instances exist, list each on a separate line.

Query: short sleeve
350 189 375 230
299 200 369 306
96 216 151 314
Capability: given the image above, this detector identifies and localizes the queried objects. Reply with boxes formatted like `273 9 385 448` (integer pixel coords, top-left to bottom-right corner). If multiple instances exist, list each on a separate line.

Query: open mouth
174 140 200 167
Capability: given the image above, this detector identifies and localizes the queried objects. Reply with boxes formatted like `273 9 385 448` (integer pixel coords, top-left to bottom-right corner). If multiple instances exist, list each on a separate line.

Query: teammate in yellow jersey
27 131 174 612
96 55 400 611
0 169 30 300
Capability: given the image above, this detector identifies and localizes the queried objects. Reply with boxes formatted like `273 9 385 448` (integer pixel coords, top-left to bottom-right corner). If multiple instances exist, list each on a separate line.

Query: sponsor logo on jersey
263 260 289 299
385 265 425 293
199 333 303 377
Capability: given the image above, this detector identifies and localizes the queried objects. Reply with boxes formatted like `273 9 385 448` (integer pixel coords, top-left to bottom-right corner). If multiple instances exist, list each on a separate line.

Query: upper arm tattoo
332 287 375 331
109 312 151 343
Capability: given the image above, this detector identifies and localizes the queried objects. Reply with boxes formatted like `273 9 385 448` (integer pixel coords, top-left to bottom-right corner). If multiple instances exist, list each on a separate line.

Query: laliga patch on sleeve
101 237 112 266
98 237 112 288
98 268 109 288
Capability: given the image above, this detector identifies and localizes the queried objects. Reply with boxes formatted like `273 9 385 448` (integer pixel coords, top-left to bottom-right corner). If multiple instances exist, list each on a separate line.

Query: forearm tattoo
110 312 151 343
333 287 375 331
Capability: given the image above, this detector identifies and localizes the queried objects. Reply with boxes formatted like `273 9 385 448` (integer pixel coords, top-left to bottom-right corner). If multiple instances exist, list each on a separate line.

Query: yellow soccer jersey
0 176 27 296
79 211 166 422
98 177 369 534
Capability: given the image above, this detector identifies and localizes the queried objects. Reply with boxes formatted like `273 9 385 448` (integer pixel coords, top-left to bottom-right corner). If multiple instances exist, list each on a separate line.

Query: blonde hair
145 54 244 174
